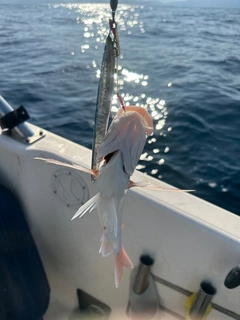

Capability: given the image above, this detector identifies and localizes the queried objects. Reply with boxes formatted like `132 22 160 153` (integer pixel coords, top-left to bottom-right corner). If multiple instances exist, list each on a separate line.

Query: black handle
224 265 240 289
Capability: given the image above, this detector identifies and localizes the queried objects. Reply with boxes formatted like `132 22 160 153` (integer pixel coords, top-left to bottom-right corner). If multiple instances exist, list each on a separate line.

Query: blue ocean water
1 3 240 215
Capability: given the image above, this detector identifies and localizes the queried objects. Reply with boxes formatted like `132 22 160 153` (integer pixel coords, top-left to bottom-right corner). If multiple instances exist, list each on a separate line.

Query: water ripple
0 4 240 214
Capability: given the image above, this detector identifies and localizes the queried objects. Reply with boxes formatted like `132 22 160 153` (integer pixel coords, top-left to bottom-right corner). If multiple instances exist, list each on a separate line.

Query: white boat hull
0 123 240 320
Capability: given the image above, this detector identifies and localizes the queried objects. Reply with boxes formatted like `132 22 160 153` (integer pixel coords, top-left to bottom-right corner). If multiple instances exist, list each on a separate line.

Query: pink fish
36 106 192 287
72 106 154 287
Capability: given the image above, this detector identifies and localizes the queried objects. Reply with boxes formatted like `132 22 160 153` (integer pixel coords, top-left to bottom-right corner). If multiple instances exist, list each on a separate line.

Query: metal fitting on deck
127 254 159 320
185 280 217 320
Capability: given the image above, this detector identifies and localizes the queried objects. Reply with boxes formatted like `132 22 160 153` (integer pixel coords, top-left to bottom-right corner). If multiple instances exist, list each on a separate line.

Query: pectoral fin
128 180 194 192
35 157 98 178
71 193 99 220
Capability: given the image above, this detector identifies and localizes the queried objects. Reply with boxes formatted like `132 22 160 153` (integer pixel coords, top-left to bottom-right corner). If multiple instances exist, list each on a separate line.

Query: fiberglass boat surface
0 119 240 320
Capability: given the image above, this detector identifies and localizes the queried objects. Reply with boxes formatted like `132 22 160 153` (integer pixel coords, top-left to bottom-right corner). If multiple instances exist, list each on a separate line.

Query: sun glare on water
48 3 170 177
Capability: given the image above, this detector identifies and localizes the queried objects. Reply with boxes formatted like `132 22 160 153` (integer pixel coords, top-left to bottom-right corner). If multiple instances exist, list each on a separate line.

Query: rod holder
189 281 217 320
133 255 154 294
0 96 45 144
127 254 159 320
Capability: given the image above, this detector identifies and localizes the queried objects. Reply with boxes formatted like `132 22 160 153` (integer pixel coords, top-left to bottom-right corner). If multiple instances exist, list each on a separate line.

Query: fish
73 106 154 287
91 35 115 180
35 106 193 287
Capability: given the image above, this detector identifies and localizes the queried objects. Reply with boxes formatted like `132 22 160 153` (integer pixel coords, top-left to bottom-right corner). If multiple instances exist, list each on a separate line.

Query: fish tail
115 247 133 288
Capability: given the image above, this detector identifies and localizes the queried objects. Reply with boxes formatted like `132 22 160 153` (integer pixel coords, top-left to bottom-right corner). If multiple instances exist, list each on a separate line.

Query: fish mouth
104 151 117 164
104 150 127 175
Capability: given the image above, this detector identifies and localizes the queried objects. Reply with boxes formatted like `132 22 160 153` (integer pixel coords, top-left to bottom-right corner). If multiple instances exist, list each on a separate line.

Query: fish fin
128 180 194 192
121 247 134 268
97 196 118 238
90 201 98 213
71 193 99 220
115 247 133 288
99 235 113 257
34 157 98 178
128 180 136 188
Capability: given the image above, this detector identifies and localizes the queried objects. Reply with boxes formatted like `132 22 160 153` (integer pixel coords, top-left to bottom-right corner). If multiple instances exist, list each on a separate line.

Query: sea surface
1 2 240 215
